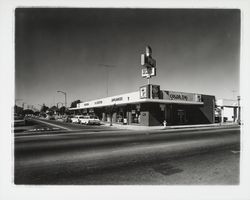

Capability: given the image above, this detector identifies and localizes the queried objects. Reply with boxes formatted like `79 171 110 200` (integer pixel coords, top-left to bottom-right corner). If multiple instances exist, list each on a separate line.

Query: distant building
216 98 240 123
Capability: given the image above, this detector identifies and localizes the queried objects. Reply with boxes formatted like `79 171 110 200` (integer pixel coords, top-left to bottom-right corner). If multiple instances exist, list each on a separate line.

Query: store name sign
169 94 188 101
94 100 103 105
162 90 199 102
111 97 123 102
76 92 140 109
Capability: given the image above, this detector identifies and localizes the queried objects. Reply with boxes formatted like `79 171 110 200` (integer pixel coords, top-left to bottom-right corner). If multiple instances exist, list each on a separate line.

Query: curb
102 122 240 131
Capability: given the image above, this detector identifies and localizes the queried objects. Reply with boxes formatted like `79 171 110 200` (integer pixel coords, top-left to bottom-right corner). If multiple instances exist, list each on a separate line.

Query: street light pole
99 64 115 97
57 91 67 108
237 96 241 125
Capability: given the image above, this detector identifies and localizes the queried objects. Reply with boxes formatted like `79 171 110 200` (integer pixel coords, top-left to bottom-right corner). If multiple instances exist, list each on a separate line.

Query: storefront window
132 110 140 124
116 114 123 123
116 107 126 123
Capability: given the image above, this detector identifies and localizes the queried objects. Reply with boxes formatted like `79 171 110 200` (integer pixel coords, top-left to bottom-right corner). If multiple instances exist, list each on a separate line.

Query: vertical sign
140 45 156 80
151 85 160 99
139 85 149 99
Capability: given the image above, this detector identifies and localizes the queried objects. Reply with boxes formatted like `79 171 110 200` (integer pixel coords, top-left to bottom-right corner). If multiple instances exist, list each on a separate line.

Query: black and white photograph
1 1 250 200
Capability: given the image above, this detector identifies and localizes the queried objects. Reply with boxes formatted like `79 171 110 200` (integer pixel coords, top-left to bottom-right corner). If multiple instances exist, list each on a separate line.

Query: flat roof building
70 84 216 126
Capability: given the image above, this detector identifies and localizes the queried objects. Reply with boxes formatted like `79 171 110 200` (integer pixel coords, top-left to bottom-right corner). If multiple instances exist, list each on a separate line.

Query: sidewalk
102 122 240 131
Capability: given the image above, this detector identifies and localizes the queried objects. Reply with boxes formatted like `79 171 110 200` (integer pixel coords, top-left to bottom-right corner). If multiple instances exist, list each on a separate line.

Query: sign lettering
111 97 123 102
94 100 102 105
162 90 199 102
169 94 188 101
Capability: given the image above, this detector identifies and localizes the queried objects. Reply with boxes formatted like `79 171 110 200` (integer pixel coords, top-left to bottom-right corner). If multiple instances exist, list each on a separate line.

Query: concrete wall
199 95 215 124
140 103 163 126
140 111 150 126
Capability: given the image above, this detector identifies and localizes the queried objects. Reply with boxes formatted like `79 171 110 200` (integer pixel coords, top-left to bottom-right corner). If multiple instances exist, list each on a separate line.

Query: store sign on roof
162 90 201 102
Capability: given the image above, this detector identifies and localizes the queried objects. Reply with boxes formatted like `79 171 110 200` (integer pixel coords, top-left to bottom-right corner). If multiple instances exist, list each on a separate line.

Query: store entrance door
177 109 186 124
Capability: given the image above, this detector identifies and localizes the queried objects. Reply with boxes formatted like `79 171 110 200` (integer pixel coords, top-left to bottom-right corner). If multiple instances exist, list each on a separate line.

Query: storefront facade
70 84 215 126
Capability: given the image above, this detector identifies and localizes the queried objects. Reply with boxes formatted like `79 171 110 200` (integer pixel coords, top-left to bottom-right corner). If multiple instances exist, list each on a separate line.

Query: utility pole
99 64 116 97
57 90 67 108
237 96 241 125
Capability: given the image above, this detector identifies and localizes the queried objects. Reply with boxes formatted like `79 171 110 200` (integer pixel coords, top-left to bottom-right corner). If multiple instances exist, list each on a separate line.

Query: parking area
13 117 122 136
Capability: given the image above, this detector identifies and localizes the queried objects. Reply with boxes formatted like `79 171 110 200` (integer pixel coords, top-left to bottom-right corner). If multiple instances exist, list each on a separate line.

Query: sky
15 8 240 109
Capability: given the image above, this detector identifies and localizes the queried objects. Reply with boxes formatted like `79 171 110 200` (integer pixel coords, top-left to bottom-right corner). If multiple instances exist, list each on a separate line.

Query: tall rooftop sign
141 45 156 84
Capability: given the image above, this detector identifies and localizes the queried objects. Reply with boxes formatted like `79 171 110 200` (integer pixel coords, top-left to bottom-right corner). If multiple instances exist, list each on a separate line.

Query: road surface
14 120 240 185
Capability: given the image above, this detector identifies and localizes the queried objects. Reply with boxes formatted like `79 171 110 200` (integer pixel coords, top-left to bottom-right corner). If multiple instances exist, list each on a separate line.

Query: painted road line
31 119 72 131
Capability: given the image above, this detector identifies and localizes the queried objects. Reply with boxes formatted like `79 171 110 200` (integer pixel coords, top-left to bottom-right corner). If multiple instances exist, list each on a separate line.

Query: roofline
69 99 203 110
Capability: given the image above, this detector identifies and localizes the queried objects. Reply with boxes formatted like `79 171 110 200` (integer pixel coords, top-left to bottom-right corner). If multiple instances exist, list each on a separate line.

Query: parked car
71 115 84 124
79 115 101 125
14 114 26 126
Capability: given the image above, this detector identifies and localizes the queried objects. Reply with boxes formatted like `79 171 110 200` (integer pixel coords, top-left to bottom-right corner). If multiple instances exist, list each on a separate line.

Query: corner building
70 84 215 126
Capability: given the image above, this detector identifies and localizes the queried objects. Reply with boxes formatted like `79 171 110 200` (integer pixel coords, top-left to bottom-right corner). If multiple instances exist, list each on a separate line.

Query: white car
79 115 101 125
71 115 84 124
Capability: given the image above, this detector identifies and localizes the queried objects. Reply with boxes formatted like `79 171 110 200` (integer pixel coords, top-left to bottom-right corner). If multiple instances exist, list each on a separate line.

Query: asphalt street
14 120 240 185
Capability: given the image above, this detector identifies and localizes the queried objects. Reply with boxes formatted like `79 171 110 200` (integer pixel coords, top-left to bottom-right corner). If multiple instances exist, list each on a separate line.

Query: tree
105 104 117 126
14 105 23 115
34 111 40 116
59 106 66 115
40 104 49 113
49 106 59 115
23 109 34 115
70 100 82 108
